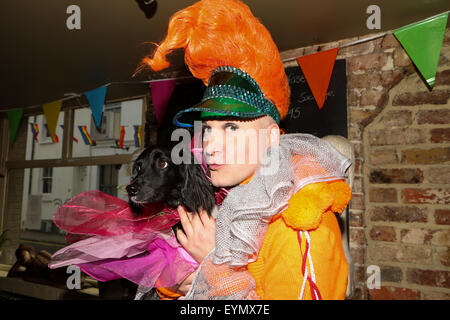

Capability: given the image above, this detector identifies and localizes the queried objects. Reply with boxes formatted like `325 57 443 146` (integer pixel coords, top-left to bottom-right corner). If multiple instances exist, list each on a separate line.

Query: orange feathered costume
140 0 351 300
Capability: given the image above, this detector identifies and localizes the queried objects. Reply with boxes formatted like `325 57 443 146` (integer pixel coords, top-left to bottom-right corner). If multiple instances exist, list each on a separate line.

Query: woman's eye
156 160 168 169
225 123 238 132
202 126 211 136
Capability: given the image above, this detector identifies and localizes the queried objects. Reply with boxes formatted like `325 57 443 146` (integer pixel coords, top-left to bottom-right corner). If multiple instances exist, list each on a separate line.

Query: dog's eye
156 160 168 169
135 163 142 174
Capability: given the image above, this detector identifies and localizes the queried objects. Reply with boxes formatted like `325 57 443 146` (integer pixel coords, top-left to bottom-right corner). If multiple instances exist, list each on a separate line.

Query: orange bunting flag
296 48 338 110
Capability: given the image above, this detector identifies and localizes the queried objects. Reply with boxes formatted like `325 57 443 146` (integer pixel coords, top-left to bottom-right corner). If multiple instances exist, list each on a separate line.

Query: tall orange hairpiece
137 0 290 120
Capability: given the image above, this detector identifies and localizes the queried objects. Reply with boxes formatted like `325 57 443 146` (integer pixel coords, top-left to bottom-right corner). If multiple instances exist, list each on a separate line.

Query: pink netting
53 190 179 240
50 230 198 289
50 186 228 290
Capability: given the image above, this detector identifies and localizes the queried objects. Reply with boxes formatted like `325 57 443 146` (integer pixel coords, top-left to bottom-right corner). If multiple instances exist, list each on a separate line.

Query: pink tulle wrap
49 190 199 289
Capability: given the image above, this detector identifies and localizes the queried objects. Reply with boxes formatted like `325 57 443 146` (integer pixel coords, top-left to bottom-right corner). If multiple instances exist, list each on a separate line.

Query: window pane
25 112 64 160
17 163 131 246
72 98 144 158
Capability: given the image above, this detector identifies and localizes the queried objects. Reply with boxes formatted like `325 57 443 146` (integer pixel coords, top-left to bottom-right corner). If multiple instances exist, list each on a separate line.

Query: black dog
126 145 217 221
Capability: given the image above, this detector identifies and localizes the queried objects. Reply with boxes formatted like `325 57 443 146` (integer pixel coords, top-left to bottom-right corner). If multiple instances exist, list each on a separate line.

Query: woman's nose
203 129 224 161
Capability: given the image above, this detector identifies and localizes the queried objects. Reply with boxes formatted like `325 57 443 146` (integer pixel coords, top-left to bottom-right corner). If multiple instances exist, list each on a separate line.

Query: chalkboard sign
280 59 347 138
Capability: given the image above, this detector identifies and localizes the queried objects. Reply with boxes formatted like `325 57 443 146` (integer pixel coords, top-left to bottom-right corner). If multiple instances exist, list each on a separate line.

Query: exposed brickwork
401 148 450 165
369 206 428 223
359 27 450 300
369 149 398 165
369 187 398 203
369 168 423 184
380 266 403 283
392 90 450 106
434 209 450 225
406 269 450 289
369 226 396 242
402 188 450 205
417 109 450 124
369 286 420 300
430 128 450 143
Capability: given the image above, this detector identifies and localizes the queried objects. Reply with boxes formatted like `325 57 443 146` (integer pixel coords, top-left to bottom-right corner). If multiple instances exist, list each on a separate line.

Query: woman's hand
176 205 216 264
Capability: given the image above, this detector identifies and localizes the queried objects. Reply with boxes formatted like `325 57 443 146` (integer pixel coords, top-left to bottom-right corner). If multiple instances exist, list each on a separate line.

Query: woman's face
202 116 279 187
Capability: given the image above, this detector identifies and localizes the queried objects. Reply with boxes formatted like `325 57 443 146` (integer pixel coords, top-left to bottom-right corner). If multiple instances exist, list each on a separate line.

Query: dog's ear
180 164 216 215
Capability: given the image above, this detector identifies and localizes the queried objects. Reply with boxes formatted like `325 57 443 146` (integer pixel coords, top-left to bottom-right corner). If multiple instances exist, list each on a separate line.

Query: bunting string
2 9 449 144
2 9 448 114
283 9 449 62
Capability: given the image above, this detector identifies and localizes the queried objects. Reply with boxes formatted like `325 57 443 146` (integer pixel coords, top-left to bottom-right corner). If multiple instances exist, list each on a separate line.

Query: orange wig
139 0 290 120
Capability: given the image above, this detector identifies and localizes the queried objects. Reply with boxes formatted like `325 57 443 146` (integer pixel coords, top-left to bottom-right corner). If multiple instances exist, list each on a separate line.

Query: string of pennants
29 123 142 148
3 11 449 145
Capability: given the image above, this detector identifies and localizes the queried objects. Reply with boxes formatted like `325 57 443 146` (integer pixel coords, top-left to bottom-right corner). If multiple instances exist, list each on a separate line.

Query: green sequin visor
173 66 280 127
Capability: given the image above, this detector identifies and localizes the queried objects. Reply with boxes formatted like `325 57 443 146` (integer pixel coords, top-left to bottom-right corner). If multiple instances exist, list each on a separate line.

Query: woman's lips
208 164 224 171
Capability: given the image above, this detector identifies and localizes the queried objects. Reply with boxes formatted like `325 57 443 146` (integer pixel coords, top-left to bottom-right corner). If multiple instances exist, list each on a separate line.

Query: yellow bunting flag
42 100 62 143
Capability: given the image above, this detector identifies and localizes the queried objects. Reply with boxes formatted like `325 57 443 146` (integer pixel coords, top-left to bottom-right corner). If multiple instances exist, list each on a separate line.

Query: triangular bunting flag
394 12 448 88
7 109 23 145
150 79 175 127
85 85 107 129
296 48 338 110
42 100 62 143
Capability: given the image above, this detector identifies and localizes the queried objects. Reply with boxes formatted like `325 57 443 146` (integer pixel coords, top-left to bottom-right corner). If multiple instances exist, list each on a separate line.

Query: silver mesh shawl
182 133 351 300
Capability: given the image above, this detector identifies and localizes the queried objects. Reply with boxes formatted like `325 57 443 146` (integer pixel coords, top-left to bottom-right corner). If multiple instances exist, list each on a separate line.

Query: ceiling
0 0 449 110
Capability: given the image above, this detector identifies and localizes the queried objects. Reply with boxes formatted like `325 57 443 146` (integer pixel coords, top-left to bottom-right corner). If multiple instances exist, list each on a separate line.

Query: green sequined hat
173 66 280 127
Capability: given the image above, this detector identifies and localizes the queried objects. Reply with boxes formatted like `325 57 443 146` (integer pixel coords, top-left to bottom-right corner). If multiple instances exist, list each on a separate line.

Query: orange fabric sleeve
247 180 351 300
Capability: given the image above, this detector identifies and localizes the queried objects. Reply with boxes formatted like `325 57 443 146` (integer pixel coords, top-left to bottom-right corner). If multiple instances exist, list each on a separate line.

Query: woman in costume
140 0 352 300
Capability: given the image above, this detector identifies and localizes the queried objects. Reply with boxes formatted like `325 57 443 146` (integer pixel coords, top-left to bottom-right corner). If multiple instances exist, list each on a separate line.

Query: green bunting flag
393 12 449 88
7 108 24 144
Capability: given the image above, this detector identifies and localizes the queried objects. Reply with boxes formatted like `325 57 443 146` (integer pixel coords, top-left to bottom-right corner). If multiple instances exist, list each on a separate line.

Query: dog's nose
126 184 138 196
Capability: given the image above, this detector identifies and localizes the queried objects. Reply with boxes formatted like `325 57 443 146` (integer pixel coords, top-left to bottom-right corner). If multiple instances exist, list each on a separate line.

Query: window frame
0 94 149 246
4 94 148 169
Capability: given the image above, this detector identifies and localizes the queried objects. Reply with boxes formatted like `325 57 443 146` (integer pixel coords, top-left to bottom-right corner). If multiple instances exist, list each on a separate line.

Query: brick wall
363 30 450 299
282 27 450 300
